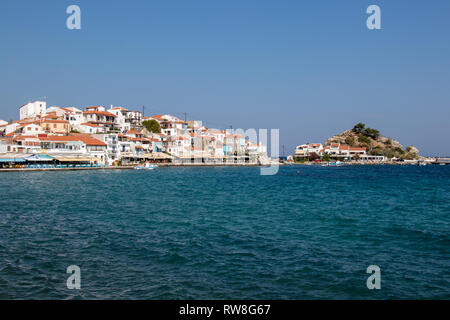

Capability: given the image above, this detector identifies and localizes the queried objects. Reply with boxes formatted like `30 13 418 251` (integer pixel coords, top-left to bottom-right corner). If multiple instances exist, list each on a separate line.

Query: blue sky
1 0 449 156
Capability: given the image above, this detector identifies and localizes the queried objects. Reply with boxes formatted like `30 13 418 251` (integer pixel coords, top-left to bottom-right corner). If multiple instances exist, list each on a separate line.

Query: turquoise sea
0 165 449 299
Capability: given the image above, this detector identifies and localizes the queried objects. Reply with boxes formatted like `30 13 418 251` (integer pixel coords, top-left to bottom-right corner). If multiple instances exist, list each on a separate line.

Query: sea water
0 165 448 299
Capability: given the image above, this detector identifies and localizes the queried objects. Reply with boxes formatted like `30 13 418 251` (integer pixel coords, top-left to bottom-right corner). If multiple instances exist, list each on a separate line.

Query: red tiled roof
126 130 142 135
39 135 106 146
41 119 69 124
13 135 39 140
80 123 101 128
83 110 116 117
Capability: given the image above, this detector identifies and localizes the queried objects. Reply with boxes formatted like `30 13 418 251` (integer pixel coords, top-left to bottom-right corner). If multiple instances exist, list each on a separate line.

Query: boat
326 161 344 167
135 163 158 170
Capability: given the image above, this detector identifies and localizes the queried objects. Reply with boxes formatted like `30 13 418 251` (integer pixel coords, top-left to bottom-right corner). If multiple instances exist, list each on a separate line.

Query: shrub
370 147 383 156
345 136 355 146
308 152 319 161
352 123 365 134
359 134 371 145
143 119 161 133
363 128 380 140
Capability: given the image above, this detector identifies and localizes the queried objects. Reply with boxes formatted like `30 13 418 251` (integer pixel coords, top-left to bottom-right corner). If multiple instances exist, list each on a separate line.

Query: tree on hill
364 128 380 140
345 136 356 147
142 119 161 133
358 134 371 145
371 147 383 156
352 123 380 140
352 123 365 134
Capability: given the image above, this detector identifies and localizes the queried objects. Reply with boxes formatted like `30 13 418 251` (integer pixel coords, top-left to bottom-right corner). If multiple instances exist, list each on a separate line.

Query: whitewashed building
19 101 47 120
295 143 323 158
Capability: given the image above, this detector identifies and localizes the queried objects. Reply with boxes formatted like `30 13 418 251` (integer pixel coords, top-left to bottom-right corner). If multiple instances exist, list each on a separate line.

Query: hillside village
0 101 269 167
291 123 420 163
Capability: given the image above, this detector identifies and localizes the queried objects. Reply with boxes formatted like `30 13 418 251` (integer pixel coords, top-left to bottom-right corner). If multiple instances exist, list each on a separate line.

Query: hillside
325 123 420 160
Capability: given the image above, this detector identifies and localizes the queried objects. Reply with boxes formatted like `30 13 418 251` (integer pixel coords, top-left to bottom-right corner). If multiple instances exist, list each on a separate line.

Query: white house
76 123 107 134
93 133 120 165
5 122 20 135
62 107 84 127
323 143 367 159
19 101 46 120
21 123 45 136
108 107 131 132
46 106 67 118
295 143 323 157
82 107 117 129
39 135 107 164
9 135 42 153
125 110 142 129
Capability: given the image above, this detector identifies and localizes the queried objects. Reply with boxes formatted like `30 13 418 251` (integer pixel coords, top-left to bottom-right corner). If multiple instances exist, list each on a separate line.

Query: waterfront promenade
0 162 267 172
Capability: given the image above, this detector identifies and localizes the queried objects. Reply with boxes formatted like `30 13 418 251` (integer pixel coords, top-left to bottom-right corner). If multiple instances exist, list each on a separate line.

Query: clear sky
1 0 449 156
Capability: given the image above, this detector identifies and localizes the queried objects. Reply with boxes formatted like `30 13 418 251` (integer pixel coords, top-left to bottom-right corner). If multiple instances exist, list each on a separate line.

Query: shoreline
0 163 268 172
1 162 447 172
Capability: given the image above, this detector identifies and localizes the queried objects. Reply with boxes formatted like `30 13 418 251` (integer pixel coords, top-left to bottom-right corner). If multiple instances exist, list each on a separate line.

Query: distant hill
325 123 420 160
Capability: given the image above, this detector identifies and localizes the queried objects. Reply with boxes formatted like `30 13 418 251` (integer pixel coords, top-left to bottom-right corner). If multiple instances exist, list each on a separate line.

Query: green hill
325 123 420 160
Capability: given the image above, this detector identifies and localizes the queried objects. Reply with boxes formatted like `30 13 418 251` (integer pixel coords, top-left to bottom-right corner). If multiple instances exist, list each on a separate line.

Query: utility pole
283 145 285 159
229 125 235 159
184 112 187 122
142 105 145 117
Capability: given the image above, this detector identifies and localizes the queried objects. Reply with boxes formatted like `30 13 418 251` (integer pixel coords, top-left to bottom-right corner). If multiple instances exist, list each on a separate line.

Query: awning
0 158 26 162
147 152 173 159
53 156 94 162
25 154 54 162
126 153 173 159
